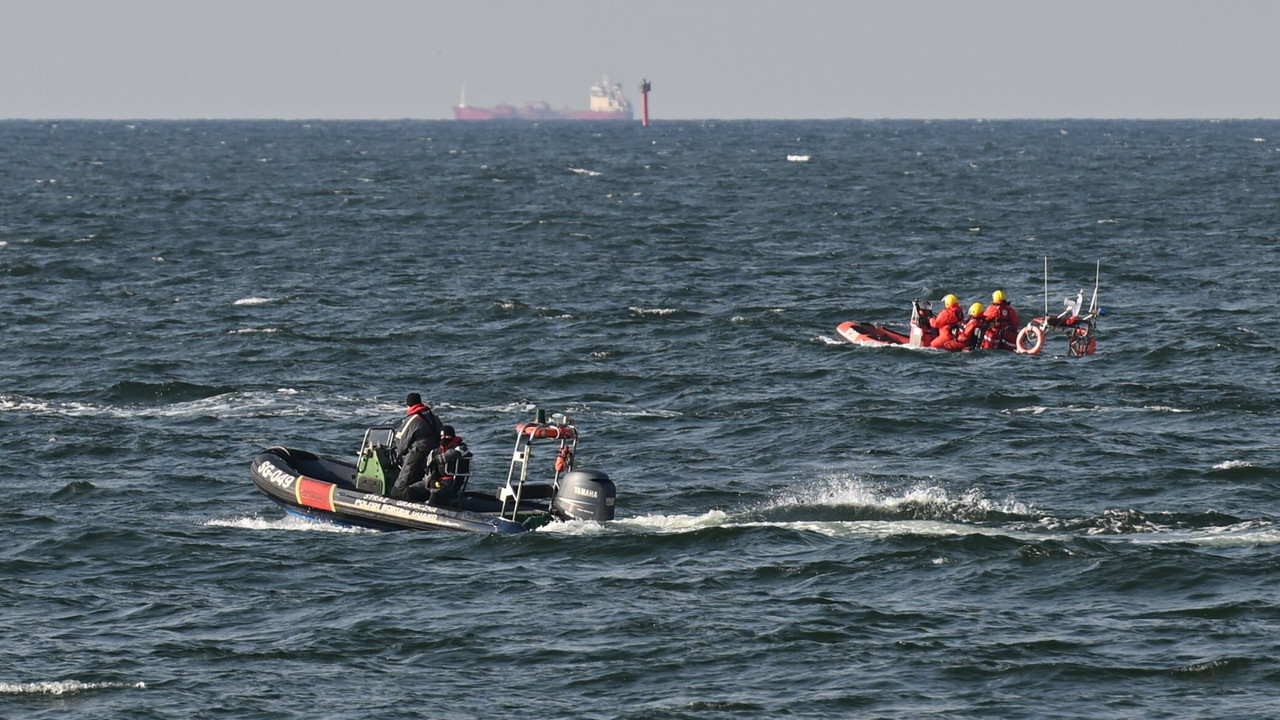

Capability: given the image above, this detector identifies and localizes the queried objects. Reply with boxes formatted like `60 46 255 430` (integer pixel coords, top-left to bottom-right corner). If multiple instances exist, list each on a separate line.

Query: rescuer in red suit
981 290 1020 351
928 294 965 350
940 302 986 351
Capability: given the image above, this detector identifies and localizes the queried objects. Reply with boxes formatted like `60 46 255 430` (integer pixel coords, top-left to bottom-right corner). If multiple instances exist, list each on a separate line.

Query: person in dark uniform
422 425 472 506
390 393 443 501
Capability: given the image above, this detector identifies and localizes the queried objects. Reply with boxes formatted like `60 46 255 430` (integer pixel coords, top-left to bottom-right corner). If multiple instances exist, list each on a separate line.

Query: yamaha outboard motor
553 469 616 522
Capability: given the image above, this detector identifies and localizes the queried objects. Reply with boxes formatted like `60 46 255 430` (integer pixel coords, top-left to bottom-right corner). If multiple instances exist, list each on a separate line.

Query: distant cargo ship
453 76 634 121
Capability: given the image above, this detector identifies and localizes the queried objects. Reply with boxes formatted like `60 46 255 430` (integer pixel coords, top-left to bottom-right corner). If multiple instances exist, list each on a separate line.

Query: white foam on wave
1122 521 1280 547
229 327 281 334
233 296 278 306
814 334 846 345
1213 460 1253 470
607 509 1280 548
206 515 367 533
458 400 679 420
614 510 732 533
614 509 1031 541
532 518 608 535
759 518 1020 540
786 473 1036 517
600 488 1280 547
628 306 678 316
596 406 682 419
1009 404 1192 416
568 167 602 176
0 680 146 695
786 154 811 162
0 389 305 420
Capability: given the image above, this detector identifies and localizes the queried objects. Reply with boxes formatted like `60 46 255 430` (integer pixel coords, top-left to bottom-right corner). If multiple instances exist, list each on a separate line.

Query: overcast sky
2 0 1277 120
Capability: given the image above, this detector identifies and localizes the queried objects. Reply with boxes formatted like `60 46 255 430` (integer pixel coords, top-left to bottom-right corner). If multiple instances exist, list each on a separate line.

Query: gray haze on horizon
2 0 1276 120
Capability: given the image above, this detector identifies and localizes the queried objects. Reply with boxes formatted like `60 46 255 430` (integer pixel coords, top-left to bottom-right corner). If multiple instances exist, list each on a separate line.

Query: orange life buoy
554 445 574 472
1015 325 1044 354
516 423 577 440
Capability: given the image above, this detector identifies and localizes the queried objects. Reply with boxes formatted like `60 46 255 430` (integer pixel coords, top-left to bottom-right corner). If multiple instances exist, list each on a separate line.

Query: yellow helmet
992 290 1006 303
969 302 983 316
942 294 958 307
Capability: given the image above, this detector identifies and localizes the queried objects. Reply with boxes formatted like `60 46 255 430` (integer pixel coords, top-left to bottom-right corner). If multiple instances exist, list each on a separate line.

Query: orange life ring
516 423 577 440
1015 325 1044 354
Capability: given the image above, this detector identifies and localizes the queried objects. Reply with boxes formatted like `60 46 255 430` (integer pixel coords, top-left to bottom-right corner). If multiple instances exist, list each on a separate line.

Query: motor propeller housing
553 469 616 522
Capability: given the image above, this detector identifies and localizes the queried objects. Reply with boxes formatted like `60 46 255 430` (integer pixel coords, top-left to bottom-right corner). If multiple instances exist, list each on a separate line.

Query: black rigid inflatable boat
250 410 615 534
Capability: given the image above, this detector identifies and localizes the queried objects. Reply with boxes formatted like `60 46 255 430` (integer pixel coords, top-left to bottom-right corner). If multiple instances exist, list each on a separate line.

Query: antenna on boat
1042 256 1050 317
1088 260 1101 315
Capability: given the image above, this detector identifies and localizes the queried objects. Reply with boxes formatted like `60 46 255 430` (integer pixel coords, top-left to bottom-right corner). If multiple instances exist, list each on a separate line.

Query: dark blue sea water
2 118 1279 719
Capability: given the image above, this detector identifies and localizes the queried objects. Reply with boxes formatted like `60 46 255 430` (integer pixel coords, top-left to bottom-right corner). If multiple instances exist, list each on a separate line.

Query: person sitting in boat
392 425 472 505
938 302 986 352
980 290 1020 351
928 294 965 349
423 425 472 506
911 300 939 346
958 303 987 350
390 392 443 501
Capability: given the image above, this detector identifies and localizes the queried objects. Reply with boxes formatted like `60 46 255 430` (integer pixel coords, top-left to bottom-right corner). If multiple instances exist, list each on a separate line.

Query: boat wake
604 474 1280 546
611 507 1280 546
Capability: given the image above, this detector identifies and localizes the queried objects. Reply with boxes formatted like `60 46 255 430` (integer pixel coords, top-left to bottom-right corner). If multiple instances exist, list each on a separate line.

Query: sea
2 118 1279 719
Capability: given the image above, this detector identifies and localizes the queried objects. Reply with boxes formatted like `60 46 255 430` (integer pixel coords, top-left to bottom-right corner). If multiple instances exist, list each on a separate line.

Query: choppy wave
5 119 1280 720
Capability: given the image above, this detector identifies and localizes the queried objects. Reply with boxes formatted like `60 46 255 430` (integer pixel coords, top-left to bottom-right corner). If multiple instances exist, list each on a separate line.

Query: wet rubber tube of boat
552 469 616 522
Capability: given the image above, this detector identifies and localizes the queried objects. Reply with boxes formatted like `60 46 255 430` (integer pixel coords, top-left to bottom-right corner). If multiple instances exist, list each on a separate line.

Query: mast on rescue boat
1043 256 1050 316
1088 260 1101 316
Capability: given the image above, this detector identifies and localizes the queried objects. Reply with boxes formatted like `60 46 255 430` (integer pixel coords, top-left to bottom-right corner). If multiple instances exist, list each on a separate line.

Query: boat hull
250 446 532 534
836 320 911 347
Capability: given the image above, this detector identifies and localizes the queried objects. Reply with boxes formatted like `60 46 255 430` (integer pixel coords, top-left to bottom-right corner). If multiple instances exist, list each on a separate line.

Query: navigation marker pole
639 79 651 126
